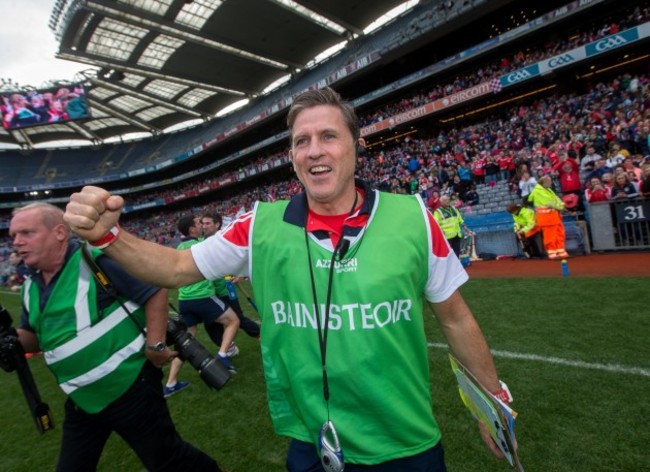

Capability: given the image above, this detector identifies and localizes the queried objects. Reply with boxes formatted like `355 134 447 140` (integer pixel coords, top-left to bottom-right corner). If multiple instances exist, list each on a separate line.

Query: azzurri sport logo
315 257 358 273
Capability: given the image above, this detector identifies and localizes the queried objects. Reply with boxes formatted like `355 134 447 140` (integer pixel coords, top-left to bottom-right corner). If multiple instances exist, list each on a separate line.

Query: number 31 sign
615 200 649 223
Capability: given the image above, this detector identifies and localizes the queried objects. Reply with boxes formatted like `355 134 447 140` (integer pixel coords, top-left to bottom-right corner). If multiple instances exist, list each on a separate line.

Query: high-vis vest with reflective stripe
23 248 146 413
512 207 537 234
528 183 565 210
434 206 464 239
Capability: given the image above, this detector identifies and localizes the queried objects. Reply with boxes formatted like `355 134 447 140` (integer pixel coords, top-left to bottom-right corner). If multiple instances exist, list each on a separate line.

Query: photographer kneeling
8 202 224 472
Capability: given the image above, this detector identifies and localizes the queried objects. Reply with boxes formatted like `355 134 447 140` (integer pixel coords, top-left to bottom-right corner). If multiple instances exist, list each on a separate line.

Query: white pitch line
428 342 650 378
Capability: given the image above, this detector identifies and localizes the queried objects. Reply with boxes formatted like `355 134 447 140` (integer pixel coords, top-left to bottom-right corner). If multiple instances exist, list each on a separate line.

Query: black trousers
448 236 462 258
56 362 220 472
286 439 447 472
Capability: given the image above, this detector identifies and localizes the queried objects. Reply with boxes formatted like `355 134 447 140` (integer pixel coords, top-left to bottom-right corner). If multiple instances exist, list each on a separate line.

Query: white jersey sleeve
415 195 469 303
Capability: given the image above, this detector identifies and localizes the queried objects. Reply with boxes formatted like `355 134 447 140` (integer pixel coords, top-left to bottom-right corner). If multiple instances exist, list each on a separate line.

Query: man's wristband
89 224 121 250
493 381 513 404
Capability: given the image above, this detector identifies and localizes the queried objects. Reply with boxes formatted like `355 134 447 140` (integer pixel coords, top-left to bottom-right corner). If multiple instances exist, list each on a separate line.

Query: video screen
1 83 91 130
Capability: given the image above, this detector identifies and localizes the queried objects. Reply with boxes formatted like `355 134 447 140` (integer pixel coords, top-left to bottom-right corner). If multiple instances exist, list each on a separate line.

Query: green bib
251 191 441 464
177 238 216 300
23 248 146 413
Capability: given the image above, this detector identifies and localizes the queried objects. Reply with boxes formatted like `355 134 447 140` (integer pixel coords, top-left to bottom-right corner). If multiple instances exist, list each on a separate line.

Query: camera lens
167 317 230 390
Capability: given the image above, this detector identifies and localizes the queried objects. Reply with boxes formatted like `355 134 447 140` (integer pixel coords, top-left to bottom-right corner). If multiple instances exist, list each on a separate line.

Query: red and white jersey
191 190 468 304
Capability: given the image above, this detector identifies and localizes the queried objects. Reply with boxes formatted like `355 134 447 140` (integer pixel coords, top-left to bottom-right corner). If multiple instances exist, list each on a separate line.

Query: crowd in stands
113 71 650 244
1 69 648 250
359 4 650 127
1 5 649 252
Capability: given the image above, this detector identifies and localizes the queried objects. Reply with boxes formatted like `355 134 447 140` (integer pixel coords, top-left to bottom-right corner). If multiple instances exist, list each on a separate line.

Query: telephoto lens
166 317 231 390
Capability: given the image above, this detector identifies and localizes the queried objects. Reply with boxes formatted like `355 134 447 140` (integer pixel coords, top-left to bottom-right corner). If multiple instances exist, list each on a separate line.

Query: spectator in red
497 151 512 182
585 176 610 203
428 190 441 212
551 149 577 173
472 152 486 185
545 142 562 164
556 160 582 197
567 136 584 157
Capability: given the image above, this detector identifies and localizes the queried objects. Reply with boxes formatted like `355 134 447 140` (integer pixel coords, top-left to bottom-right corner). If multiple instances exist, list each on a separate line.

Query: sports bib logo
315 258 358 273
270 299 414 330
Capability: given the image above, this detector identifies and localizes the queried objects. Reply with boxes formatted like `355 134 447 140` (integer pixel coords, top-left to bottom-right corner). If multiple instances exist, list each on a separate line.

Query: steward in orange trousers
526 175 569 260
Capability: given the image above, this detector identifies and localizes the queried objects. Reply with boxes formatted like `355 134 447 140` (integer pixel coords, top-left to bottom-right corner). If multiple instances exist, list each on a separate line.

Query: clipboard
449 354 524 471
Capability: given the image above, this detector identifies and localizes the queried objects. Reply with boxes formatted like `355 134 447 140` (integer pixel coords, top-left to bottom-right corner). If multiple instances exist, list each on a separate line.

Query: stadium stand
1 0 649 259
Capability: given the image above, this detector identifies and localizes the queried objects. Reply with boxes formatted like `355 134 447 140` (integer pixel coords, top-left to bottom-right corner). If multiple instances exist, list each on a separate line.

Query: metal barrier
466 212 589 258
588 198 650 251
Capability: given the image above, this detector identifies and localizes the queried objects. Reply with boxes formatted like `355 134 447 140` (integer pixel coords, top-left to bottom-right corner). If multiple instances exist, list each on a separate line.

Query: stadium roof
0 0 413 149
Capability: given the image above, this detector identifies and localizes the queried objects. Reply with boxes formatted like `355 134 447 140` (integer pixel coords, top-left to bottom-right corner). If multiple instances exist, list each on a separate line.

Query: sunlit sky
1 0 88 88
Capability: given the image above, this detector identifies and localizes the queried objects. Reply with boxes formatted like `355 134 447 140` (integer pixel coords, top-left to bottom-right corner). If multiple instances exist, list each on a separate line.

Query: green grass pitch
1 276 648 471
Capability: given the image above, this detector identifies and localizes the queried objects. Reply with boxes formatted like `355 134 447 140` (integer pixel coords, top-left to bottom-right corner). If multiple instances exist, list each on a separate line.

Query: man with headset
64 87 512 471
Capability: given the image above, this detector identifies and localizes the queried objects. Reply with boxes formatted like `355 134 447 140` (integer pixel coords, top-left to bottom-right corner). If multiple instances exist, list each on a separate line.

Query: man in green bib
65 87 513 471
9 202 222 472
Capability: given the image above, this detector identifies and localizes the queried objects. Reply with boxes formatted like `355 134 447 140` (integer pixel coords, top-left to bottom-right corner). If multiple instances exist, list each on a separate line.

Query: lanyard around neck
303 191 357 416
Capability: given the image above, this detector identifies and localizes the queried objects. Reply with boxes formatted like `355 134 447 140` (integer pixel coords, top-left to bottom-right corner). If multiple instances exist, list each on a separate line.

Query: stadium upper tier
2 0 505 149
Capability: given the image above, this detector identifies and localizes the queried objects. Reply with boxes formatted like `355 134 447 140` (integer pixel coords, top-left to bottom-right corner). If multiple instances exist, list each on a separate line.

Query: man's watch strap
145 341 166 352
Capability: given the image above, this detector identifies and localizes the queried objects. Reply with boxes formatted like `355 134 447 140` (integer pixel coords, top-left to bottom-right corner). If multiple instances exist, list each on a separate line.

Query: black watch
145 341 166 352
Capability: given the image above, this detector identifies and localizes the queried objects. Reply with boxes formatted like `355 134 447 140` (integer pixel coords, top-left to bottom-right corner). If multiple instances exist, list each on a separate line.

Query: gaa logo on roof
594 35 627 52
547 54 575 69
505 70 531 84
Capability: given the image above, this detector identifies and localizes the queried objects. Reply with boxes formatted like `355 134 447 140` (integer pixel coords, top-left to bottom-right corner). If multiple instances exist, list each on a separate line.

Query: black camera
166 316 231 390
0 305 54 434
